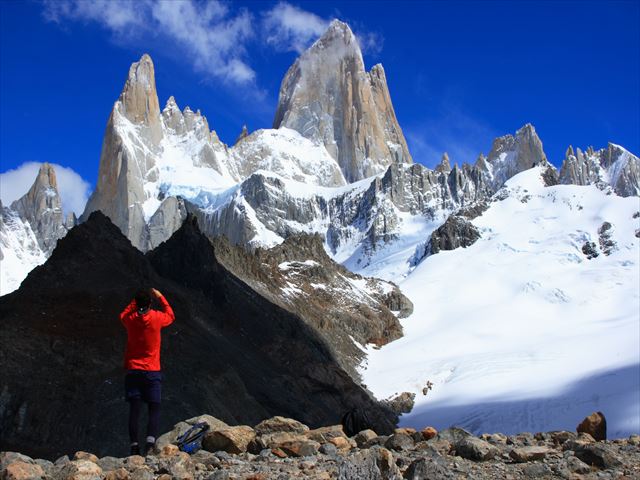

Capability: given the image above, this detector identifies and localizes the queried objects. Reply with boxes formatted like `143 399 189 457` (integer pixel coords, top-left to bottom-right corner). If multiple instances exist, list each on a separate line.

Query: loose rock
577 411 607 441
455 436 499 461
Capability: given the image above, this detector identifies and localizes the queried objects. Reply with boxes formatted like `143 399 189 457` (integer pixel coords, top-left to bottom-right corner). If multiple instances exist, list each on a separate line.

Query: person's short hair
135 288 152 310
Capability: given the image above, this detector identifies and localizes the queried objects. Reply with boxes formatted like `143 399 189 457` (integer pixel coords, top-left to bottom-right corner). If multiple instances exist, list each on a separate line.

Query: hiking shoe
144 442 156 456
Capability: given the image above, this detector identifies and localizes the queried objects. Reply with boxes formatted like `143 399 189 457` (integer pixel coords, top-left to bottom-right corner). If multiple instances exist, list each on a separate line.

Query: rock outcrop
0 212 396 459
9 163 73 255
212 233 411 379
273 20 412 182
485 123 550 189
559 143 640 197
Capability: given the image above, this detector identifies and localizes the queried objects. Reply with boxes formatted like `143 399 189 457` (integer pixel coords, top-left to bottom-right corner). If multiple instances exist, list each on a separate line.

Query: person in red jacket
120 287 175 456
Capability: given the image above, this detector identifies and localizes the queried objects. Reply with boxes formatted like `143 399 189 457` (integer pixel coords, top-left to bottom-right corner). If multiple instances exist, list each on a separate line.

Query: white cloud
42 0 255 85
262 2 329 53
262 2 383 56
0 162 91 217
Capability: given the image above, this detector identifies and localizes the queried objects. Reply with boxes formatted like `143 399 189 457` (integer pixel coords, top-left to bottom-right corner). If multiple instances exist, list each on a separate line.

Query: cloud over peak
43 0 256 85
0 162 91 216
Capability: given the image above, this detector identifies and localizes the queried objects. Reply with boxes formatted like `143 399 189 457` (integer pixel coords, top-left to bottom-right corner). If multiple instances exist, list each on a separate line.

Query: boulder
2 461 45 480
250 431 309 453
576 411 606 441
573 443 623 469
328 436 351 451
1 455 34 471
421 426 438 441
58 460 103 480
550 431 576 445
383 392 415 415
509 446 552 462
128 467 154 480
305 425 345 443
103 468 130 480
71 453 98 464
403 456 454 479
96 457 124 472
354 429 378 448
278 439 320 457
436 427 473 445
384 433 414 451
156 452 193 480
203 426 256 454
255 416 309 436
521 463 552 478
455 437 499 461
155 415 228 453
566 456 591 474
122 456 145 471
337 446 400 480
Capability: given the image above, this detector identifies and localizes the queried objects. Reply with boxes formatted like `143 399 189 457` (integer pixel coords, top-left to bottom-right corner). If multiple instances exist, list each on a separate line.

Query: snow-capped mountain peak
273 19 413 182
1 163 74 295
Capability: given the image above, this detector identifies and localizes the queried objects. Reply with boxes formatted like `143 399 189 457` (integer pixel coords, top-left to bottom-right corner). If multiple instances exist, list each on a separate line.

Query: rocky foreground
2 415 639 480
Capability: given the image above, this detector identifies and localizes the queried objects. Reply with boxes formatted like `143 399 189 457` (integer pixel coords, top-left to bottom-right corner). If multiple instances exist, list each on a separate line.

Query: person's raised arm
152 288 175 327
119 299 137 326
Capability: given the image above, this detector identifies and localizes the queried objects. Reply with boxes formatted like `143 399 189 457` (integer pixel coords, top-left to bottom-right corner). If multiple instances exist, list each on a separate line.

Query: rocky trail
2 414 639 480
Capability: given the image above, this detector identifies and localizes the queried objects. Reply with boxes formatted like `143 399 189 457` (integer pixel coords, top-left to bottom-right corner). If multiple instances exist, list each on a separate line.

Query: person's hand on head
151 288 162 298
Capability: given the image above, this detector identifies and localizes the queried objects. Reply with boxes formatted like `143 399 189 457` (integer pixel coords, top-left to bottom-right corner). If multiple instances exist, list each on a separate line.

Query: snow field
361 168 640 437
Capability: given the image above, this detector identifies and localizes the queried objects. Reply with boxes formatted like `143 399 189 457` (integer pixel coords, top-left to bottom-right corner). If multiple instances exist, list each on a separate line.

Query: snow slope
361 167 640 437
0 209 47 295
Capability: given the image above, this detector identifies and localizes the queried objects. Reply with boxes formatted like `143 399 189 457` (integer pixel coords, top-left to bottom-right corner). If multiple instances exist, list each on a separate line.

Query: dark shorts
124 370 162 403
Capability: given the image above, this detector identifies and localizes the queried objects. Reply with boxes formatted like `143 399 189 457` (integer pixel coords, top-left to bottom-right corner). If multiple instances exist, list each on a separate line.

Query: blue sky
1 0 639 213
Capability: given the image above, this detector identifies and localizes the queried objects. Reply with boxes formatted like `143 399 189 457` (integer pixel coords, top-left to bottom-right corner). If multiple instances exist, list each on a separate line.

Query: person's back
120 288 174 456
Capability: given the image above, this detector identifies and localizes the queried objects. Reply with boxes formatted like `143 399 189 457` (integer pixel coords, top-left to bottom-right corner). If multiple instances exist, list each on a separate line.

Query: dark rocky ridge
0 212 396 459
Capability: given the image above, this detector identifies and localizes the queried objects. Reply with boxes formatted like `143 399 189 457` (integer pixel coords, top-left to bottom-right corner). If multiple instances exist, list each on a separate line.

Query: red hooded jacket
119 294 175 371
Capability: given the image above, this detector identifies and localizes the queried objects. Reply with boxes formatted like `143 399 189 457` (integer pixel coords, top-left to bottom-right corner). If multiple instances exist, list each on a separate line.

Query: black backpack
341 408 373 437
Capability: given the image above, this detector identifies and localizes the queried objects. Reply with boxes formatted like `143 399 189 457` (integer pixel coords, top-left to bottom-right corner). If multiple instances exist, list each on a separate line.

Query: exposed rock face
211 232 411 379
0 213 396 459
81 55 234 251
559 143 640 197
428 215 481 254
9 163 71 255
273 20 412 182
1 164 74 296
485 124 550 188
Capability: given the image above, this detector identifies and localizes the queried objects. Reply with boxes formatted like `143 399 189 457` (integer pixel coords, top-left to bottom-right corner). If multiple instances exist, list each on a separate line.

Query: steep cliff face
273 20 412 182
559 143 640 197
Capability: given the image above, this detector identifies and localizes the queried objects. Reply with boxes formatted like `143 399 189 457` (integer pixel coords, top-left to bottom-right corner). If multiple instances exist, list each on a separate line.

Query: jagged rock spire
436 153 452 173
273 19 412 183
119 53 161 125
10 163 69 254
486 123 550 188
234 125 249 145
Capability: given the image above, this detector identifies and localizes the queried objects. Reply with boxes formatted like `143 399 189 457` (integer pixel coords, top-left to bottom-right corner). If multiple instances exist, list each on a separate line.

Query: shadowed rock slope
0 212 396 459
211 233 412 380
